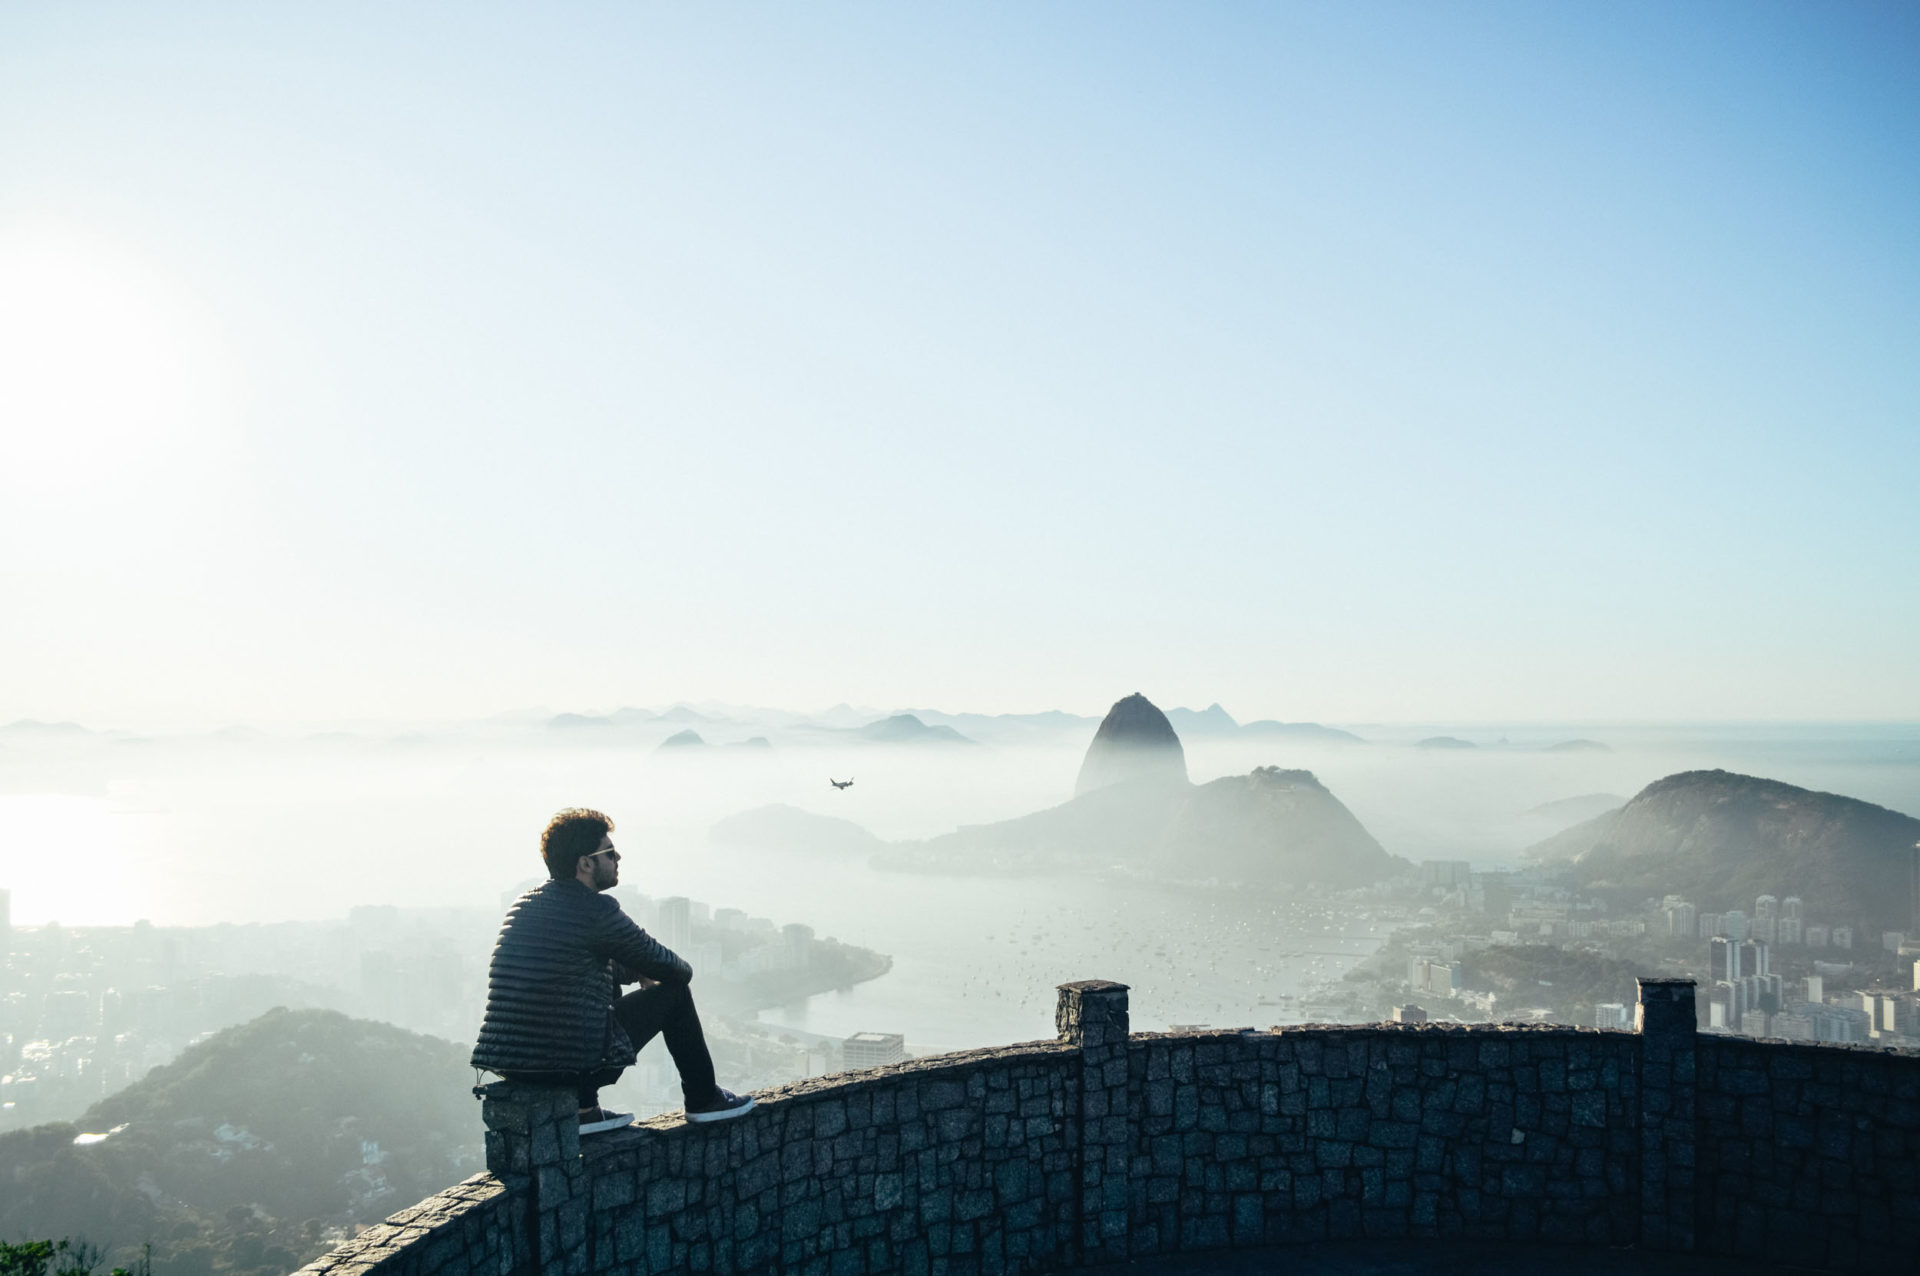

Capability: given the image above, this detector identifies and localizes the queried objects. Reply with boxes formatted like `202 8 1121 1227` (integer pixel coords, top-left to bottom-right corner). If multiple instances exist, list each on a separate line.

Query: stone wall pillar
477 1080 587 1275
1635 977 1697 1253
1058 980 1131 1266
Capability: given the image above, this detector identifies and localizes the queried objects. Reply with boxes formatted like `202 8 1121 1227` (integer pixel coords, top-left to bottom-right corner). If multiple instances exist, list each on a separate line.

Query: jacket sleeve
593 900 693 984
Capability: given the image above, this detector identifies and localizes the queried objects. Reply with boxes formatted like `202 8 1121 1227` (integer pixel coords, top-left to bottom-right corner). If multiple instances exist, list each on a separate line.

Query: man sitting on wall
472 807 755 1133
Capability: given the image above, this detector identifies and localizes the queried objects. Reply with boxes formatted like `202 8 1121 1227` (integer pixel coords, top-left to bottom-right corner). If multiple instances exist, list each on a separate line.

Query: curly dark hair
541 807 613 879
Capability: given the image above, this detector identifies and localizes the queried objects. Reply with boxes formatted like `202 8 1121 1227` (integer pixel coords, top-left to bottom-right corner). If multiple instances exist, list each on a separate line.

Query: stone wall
1695 1035 1920 1271
1119 1022 1641 1255
293 977 1920 1276
548 1042 1082 1274
294 1174 517 1276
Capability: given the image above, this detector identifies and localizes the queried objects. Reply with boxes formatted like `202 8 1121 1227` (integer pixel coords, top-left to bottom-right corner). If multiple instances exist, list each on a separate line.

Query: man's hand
615 960 659 987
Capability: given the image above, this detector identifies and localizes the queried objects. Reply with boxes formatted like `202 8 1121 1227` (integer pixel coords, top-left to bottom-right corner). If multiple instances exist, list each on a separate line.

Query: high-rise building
1666 902 1697 938
1806 925 1830 949
1755 895 1778 920
1699 913 1724 939
1722 910 1750 941
1709 935 1743 983
1391 1005 1427 1024
658 897 692 952
1594 1003 1630 1030
1751 917 1778 944
1782 896 1804 921
1804 974 1824 1004
1708 984 1734 1030
1739 938 1770 978
783 923 814 968
1860 990 1903 1038
1832 926 1854 951
843 1031 907 1068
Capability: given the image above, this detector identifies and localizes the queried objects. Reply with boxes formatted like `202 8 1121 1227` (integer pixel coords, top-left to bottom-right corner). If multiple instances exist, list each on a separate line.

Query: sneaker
578 1107 634 1135
684 1087 755 1124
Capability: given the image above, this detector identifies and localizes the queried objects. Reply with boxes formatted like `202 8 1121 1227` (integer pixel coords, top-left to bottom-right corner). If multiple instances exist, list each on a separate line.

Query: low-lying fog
6 711 1917 1046
6 712 1916 931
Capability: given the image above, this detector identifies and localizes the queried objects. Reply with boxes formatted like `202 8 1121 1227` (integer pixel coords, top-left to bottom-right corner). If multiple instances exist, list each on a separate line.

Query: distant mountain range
0 719 94 737
1163 704 1367 745
1526 769 1920 932
0 1009 480 1273
852 714 972 746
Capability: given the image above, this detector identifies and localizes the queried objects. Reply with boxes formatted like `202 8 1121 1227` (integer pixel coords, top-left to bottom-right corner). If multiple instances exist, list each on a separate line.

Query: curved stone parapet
294 977 1920 1275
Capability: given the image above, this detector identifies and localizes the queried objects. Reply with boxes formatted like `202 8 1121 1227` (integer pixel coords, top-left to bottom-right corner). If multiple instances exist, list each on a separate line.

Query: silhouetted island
655 728 707 750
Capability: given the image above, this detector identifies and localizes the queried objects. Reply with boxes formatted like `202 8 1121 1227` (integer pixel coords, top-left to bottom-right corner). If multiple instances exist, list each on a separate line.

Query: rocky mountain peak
1074 692 1189 798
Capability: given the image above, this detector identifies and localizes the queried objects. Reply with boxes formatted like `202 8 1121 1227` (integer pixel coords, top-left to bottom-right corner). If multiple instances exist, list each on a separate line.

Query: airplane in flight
829 777 854 790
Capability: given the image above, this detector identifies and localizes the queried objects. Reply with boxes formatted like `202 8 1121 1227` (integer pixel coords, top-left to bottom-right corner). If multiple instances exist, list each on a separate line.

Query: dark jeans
514 981 719 1111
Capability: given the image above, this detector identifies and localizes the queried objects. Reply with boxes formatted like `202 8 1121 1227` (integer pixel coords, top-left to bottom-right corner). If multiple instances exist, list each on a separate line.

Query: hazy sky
3 2 1916 728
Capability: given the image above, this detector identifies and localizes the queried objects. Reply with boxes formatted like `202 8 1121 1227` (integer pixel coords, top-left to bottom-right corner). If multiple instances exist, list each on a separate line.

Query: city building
1771 1001 1868 1044
1391 1005 1427 1024
1408 956 1461 996
1420 861 1472 890
782 923 815 968
1698 913 1723 939
658 897 692 952
842 1032 906 1069
1721 910 1749 941
1665 901 1696 939
1805 925 1829 948
1709 936 1742 983
1593 1002 1629 1030
1832 926 1853 950
1707 983 1733 1030
1860 989 1910 1040
1777 896 1803 945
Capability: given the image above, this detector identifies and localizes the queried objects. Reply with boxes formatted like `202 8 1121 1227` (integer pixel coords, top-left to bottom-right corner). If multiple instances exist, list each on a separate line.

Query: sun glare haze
3 10 1920 1273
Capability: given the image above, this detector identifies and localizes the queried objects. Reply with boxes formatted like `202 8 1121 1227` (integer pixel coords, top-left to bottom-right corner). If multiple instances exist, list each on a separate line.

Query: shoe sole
580 1115 634 1134
685 1096 756 1123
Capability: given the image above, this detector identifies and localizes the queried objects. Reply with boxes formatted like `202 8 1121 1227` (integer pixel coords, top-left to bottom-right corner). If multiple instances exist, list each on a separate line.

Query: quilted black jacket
470 878 692 1075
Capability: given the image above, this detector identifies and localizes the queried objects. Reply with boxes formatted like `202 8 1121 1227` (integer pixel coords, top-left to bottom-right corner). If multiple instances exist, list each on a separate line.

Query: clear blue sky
2 2 1916 726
